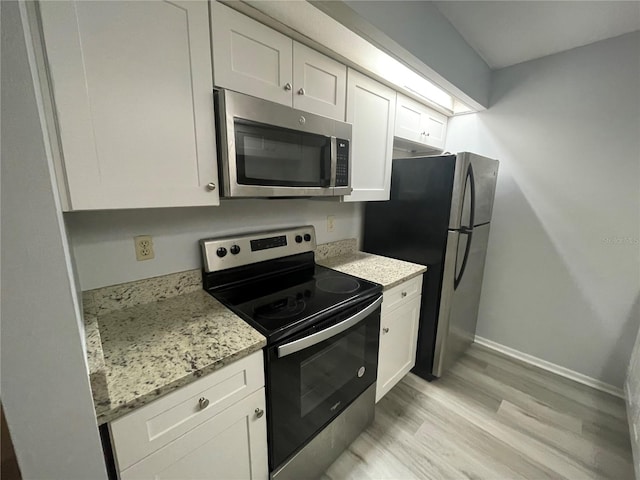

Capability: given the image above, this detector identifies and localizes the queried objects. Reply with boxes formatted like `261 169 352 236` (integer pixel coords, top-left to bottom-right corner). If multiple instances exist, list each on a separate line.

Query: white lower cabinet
120 389 267 480
110 351 267 480
376 276 423 402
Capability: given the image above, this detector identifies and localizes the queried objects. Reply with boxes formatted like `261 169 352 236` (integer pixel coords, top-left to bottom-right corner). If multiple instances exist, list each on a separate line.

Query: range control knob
230 245 241 255
304 234 311 242
216 247 227 258
295 235 303 243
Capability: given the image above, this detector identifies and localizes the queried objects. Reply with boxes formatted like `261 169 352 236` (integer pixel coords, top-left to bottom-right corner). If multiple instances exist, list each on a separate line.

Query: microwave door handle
330 136 337 187
277 295 382 358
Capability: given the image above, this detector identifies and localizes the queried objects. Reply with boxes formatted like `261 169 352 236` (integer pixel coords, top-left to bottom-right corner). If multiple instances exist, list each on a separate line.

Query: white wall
445 31 640 389
66 200 363 290
340 0 491 108
1 2 107 477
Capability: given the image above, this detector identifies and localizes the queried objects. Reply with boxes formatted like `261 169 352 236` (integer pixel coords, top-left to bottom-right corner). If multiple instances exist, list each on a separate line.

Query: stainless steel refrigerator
363 152 499 379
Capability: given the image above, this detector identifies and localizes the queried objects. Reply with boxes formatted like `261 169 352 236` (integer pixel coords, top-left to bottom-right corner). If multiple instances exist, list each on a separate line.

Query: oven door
266 295 382 471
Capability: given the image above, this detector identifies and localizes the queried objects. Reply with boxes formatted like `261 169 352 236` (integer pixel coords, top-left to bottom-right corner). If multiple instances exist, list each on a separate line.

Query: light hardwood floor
323 344 634 480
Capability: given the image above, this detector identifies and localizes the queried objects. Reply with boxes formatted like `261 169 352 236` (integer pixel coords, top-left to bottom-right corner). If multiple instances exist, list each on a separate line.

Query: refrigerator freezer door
364 155 455 266
448 155 470 230
448 153 499 229
436 223 491 376
469 154 499 227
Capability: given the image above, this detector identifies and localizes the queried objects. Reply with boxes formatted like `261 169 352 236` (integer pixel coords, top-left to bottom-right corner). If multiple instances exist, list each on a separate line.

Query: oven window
300 327 366 417
235 120 331 187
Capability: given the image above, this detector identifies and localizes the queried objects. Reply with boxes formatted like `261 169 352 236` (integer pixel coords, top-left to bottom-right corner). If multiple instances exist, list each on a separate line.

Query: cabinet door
395 94 424 144
345 69 396 202
376 296 421 402
120 388 268 480
39 1 219 210
292 42 346 121
395 93 448 151
211 1 293 107
422 109 448 150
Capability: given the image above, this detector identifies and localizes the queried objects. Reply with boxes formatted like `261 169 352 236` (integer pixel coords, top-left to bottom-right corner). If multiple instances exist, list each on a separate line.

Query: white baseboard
474 336 624 399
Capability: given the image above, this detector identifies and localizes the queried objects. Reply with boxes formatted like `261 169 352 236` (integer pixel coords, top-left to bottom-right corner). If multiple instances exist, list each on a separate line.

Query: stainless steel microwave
215 89 352 198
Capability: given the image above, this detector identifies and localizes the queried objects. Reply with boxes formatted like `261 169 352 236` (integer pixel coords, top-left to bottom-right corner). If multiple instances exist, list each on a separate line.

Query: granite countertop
318 251 427 290
83 239 422 424
83 277 265 425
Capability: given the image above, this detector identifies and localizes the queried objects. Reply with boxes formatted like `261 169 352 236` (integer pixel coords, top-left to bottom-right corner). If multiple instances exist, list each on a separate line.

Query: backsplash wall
66 199 363 290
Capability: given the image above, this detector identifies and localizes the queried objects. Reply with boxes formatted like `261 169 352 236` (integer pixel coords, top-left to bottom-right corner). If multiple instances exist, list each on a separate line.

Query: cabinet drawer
110 351 264 471
381 275 423 315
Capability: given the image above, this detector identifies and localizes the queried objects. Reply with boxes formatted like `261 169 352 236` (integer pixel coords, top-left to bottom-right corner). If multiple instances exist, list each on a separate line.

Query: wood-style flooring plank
450 359 583 433
467 346 627 419
496 400 633 478
323 344 633 480
404 374 603 480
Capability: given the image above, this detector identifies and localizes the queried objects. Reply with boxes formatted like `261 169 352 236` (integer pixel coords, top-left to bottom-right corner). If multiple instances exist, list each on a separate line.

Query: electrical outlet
327 215 335 233
134 235 155 261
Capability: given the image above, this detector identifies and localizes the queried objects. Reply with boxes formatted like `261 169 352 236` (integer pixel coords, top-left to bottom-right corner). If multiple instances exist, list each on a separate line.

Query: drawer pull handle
383 327 389 334
198 397 209 410
284 83 292 91
255 408 264 418
401 291 407 297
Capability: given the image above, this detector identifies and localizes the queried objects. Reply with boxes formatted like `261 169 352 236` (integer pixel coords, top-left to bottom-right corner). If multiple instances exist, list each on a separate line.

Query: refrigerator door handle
454 229 472 290
464 163 477 229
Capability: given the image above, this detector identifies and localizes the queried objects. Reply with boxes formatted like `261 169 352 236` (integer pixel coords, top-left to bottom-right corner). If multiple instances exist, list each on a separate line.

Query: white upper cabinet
211 1 292 106
211 2 346 120
39 1 219 210
292 42 346 120
395 96 424 145
345 69 396 202
395 93 448 151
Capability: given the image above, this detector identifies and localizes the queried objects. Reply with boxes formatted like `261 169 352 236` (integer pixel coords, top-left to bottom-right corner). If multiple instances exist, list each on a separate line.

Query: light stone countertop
83 239 423 424
84 313 105 375
91 289 265 425
318 251 427 290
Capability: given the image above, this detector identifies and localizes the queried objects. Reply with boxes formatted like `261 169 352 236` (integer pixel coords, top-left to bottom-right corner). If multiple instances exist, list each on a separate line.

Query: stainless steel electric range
201 226 382 480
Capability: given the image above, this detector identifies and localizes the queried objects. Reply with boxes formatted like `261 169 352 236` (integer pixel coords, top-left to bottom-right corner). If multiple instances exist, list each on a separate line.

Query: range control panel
201 226 316 273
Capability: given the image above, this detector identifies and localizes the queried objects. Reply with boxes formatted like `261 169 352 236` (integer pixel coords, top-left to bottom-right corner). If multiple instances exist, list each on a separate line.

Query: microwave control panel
336 139 350 187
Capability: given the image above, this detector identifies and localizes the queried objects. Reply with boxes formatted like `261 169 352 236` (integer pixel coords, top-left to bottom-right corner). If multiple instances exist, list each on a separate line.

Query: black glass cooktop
209 265 382 342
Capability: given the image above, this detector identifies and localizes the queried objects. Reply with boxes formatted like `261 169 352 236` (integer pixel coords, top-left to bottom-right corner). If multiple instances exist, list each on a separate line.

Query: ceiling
433 1 640 69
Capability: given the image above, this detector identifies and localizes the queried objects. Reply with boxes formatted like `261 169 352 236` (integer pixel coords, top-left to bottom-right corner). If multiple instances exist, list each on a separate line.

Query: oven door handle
277 295 382 358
